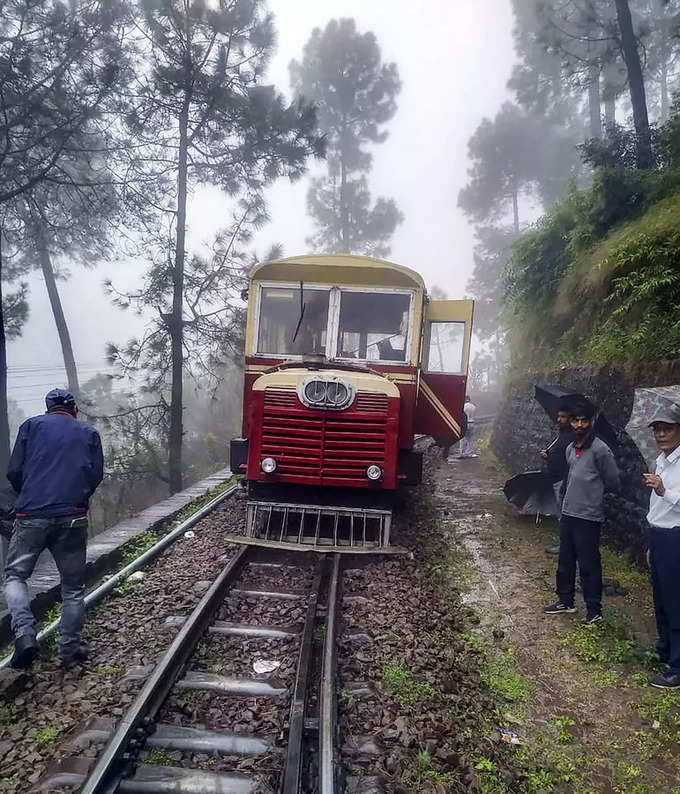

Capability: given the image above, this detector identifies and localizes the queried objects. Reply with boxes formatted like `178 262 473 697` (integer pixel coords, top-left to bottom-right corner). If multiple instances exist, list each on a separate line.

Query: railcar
230 254 473 549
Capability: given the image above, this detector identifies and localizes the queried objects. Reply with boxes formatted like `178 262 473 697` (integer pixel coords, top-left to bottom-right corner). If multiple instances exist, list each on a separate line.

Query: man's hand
538 449 548 460
643 473 665 496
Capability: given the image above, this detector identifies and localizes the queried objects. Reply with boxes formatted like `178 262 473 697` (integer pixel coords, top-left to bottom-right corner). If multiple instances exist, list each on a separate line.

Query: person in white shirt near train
644 401 680 689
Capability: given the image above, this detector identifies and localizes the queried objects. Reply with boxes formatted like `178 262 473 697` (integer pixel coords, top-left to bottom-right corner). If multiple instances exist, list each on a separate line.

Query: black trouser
649 526 680 675
556 514 602 614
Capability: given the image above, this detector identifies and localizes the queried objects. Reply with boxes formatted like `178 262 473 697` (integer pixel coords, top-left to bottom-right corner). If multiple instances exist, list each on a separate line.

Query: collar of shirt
656 444 680 471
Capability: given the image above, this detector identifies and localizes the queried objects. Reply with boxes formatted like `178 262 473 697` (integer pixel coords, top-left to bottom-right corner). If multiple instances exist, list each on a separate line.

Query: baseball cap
648 402 680 427
45 388 76 410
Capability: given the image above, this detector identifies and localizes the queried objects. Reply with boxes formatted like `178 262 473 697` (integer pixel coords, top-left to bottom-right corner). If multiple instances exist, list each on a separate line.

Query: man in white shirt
644 402 680 689
458 396 477 459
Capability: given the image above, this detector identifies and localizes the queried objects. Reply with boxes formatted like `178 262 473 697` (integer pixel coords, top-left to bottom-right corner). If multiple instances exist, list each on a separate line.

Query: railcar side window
257 287 329 356
337 291 410 362
426 321 465 373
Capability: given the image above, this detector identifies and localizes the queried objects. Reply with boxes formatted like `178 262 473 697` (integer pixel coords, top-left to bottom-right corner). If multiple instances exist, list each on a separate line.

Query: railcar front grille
260 388 389 484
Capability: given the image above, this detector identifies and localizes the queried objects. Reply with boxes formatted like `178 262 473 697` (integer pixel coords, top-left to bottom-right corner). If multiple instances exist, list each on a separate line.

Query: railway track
37 545 345 794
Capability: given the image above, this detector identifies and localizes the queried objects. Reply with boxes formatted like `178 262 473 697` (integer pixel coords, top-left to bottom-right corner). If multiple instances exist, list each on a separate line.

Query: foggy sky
9 0 515 417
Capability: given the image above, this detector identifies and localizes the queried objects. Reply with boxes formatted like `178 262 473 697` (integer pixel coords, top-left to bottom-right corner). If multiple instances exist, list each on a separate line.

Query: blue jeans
4 516 87 658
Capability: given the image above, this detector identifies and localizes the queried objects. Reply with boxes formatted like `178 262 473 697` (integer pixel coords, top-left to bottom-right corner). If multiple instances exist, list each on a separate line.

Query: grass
40 603 62 628
176 689 207 711
382 663 437 714
122 530 160 564
35 727 58 746
473 757 509 794
629 687 680 739
402 750 455 789
480 645 531 723
558 609 641 666
94 664 122 677
600 547 649 596
146 748 173 766
549 714 576 744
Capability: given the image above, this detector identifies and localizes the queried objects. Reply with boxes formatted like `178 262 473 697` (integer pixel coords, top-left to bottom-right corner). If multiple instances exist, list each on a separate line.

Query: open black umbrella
503 470 558 516
534 383 618 449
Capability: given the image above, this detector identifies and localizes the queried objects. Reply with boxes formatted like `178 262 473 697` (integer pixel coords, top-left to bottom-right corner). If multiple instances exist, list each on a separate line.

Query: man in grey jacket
543 400 620 624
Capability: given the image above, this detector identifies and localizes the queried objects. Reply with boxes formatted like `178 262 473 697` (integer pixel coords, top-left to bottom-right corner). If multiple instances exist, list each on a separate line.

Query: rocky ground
0 492 247 792
3 447 673 794
337 453 524 794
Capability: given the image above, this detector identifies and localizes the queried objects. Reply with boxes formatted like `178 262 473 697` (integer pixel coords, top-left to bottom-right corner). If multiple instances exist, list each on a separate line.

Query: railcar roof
250 254 425 290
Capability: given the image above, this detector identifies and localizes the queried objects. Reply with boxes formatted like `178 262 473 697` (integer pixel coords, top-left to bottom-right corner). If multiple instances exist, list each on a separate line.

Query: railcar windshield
257 286 329 356
337 291 410 362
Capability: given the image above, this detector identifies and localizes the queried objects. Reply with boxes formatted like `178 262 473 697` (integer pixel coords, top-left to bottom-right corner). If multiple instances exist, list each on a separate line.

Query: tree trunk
511 186 519 236
38 241 80 397
661 58 669 122
168 101 189 495
658 0 670 122
588 68 602 139
603 62 617 129
340 156 348 252
604 97 616 128
614 0 653 169
0 231 11 480
339 121 349 252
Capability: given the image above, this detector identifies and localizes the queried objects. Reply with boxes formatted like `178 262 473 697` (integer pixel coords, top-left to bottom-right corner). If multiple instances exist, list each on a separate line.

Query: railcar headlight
304 379 327 404
366 464 383 481
326 380 349 407
261 457 277 474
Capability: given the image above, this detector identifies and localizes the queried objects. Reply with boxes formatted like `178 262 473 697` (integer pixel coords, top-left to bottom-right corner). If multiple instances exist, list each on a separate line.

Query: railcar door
414 299 474 444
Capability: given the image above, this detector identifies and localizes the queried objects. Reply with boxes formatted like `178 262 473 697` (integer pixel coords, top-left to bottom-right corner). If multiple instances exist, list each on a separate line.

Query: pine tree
109 0 322 493
0 0 125 470
290 18 402 257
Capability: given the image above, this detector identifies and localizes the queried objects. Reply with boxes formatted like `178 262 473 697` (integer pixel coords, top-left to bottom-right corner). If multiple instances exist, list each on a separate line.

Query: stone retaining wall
490 365 667 561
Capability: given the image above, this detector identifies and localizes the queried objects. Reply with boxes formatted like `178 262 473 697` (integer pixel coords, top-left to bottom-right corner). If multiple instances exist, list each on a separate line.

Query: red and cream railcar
230 255 473 548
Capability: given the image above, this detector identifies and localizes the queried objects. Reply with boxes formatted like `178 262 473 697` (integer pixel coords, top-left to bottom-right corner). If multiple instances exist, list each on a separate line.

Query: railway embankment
0 468 233 646
0 493 247 790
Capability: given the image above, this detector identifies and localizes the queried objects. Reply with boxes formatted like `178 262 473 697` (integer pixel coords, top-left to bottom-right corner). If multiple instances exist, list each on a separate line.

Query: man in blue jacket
4 389 103 668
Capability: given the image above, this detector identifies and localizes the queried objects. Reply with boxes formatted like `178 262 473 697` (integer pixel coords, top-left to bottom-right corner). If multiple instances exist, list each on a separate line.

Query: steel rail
281 556 327 794
0 482 239 670
319 554 342 794
79 545 251 794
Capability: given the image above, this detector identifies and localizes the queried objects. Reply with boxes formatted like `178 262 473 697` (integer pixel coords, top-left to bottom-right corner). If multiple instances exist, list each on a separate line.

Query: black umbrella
503 470 558 516
534 383 618 449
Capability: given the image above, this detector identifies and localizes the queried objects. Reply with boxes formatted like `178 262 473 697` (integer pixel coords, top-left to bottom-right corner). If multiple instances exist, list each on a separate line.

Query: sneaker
9 634 38 669
543 602 576 615
584 612 603 625
650 672 680 689
544 545 560 555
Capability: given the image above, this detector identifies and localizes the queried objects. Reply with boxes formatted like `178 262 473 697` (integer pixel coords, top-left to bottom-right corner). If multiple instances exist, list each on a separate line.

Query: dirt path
436 453 680 794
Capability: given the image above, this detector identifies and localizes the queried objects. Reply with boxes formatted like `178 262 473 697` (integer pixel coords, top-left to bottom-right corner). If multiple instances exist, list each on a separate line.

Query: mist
7 0 515 418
